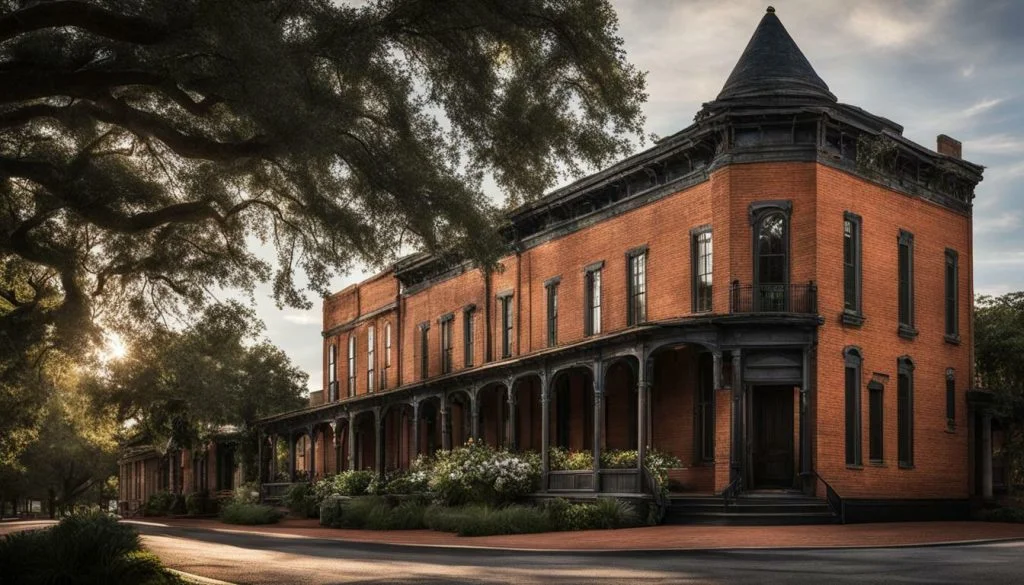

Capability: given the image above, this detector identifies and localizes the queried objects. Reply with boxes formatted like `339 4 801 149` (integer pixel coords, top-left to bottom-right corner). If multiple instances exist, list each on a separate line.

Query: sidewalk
147 517 1024 552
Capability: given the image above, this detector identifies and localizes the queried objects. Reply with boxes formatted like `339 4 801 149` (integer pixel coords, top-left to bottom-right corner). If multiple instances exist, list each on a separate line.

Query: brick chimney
937 134 962 159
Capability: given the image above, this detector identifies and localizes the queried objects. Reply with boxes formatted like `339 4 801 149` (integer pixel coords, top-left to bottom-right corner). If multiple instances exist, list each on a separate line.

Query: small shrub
592 497 641 529
977 507 1024 523
144 491 174 517
220 503 282 525
0 510 181 584
429 442 538 506
232 482 261 505
319 496 346 527
313 470 375 501
383 470 430 495
320 496 426 530
283 482 318 518
185 491 212 516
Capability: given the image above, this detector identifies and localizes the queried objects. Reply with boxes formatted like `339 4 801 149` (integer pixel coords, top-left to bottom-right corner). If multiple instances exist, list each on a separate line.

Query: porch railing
729 281 817 314
261 482 294 503
546 469 644 494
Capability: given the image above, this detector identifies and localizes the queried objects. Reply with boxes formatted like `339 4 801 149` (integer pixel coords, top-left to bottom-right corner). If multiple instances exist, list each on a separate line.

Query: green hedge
282 482 319 518
0 511 184 584
220 503 282 525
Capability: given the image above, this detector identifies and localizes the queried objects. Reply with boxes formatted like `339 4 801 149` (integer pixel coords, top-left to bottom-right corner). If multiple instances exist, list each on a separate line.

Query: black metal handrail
800 470 843 523
722 475 743 509
640 465 668 523
729 281 817 314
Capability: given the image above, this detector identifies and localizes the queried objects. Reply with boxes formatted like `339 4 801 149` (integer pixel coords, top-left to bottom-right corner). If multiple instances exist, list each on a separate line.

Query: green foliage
144 491 175 517
548 447 594 470
184 491 213 516
0 510 181 584
220 503 282 525
975 293 1024 492
429 441 539 506
231 482 262 506
313 470 376 500
319 496 426 530
976 506 1024 523
283 483 319 518
423 504 552 537
541 497 641 531
0 0 646 404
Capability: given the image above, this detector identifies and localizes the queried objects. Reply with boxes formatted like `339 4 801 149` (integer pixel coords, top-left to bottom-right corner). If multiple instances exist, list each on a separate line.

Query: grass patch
320 496 427 530
220 503 282 525
0 510 184 584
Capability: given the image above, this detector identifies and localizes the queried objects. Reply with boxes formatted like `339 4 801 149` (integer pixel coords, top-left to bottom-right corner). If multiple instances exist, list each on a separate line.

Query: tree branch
0 1 171 45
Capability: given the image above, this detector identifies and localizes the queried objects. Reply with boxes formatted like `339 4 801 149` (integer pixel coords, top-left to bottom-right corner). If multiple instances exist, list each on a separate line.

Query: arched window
750 201 791 311
843 346 862 466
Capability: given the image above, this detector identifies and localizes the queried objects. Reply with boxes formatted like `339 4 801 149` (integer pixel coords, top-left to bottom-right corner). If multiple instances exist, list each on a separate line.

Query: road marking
166 568 237 585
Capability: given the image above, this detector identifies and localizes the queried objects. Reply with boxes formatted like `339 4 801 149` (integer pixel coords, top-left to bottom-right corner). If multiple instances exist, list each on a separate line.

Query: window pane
845 366 861 465
869 384 883 462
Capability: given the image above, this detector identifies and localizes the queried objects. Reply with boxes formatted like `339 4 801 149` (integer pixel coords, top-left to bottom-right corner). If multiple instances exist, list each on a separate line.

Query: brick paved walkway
149 517 1024 551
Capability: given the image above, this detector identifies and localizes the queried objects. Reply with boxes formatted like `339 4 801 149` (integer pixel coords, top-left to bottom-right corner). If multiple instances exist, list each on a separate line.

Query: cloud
966 134 1024 155
963 98 1004 117
282 312 320 326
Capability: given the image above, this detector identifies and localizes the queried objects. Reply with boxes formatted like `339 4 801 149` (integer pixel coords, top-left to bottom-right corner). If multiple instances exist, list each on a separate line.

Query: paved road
132 523 1024 585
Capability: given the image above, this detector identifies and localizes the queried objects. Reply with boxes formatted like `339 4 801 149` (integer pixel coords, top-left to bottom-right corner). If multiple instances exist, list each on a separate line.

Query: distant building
257 8 989 522
117 429 241 515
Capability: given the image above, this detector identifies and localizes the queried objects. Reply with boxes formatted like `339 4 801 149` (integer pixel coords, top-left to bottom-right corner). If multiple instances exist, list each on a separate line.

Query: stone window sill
898 324 918 340
841 310 865 327
945 333 961 345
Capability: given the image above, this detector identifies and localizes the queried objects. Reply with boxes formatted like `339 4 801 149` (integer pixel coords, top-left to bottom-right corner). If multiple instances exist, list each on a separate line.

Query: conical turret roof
716 7 835 103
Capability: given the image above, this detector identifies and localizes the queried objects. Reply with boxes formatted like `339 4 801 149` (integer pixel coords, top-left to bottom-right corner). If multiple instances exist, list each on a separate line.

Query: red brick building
258 8 989 522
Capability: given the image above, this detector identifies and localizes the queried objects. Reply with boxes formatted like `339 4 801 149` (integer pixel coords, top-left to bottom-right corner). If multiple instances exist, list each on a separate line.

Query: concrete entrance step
665 492 837 526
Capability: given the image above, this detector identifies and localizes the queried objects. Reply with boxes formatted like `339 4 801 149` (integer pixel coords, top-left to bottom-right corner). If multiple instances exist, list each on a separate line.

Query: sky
252 0 1024 393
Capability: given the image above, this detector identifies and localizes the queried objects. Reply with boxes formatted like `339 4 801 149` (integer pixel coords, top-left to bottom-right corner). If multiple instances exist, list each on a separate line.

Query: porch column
637 355 648 472
374 408 384 478
412 401 421 457
592 362 604 492
307 425 316 479
540 373 551 491
730 349 743 487
470 389 480 441
507 381 518 451
269 435 277 481
347 415 356 471
288 431 297 482
440 397 452 450
982 413 994 500
800 346 812 480
257 431 264 483
333 420 342 474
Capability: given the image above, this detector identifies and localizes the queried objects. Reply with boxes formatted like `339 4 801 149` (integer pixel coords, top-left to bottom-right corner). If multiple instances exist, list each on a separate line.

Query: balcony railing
729 281 817 314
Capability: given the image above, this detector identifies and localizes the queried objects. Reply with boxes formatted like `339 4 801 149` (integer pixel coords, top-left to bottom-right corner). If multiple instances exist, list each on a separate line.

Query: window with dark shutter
946 369 956 430
463 307 475 367
367 325 375 392
897 356 914 467
440 315 453 374
692 229 713 313
627 248 647 325
584 263 602 336
545 278 560 347
898 231 917 338
419 323 430 380
842 212 864 326
844 347 862 466
347 335 356 397
868 380 884 463
499 294 514 358
945 250 959 342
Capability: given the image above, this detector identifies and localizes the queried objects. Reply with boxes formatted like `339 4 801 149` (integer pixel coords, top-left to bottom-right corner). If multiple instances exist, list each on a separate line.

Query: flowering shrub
548 447 594 471
429 440 539 506
600 449 681 495
384 469 431 495
313 470 375 501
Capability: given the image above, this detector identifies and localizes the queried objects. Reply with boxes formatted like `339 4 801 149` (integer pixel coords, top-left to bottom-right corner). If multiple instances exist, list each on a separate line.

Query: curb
166 568 237 585
142 523 1024 555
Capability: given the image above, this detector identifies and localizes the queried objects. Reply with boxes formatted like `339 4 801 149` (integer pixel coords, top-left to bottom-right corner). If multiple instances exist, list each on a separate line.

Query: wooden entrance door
751 385 794 488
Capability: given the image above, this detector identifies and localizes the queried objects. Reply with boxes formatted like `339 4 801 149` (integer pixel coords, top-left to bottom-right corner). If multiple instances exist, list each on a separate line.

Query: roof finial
766 6 775 13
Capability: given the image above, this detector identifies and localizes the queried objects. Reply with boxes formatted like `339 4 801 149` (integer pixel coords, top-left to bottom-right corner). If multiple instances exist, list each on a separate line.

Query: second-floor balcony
729 282 817 314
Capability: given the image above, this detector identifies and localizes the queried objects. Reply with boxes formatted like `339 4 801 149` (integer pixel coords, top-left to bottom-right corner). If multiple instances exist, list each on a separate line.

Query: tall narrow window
382 322 391 389
842 212 863 325
754 207 789 312
366 325 375 392
328 344 338 400
347 335 356 397
627 248 647 325
419 323 429 380
844 347 863 466
868 380 884 463
946 368 956 431
898 230 917 338
463 306 475 367
440 315 454 374
692 228 713 313
545 277 560 347
584 263 603 336
945 249 959 342
499 293 513 358
897 356 914 467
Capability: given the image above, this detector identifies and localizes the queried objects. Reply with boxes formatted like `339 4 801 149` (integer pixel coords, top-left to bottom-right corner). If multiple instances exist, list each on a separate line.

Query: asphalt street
132 523 1024 585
